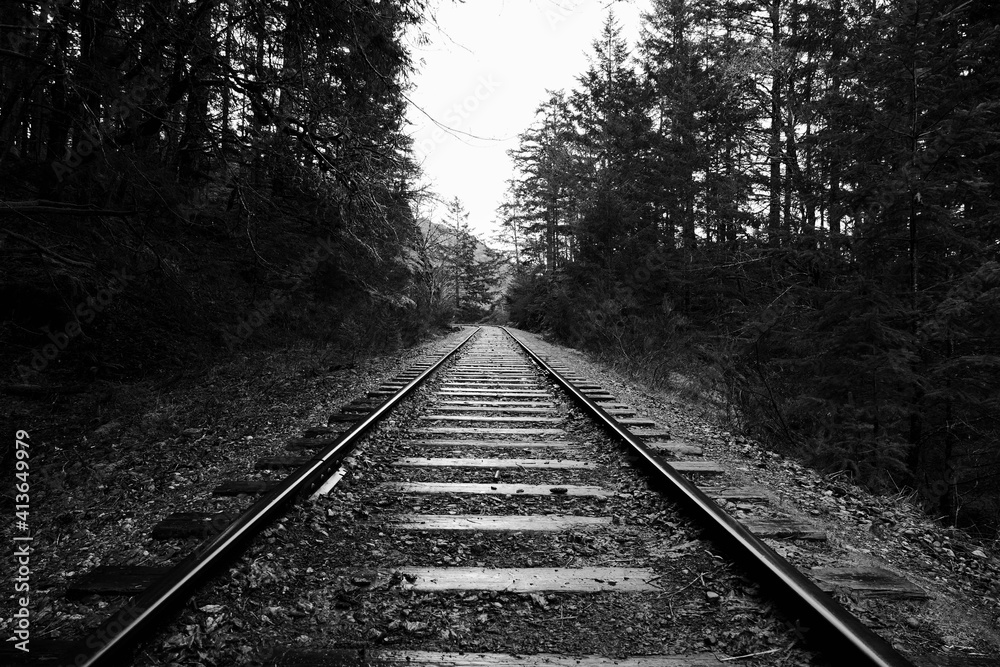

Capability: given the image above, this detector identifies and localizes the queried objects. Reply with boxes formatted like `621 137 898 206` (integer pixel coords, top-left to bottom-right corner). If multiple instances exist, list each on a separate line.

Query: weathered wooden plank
0 640 81 666
432 406 556 414
702 487 771 503
327 413 362 423
391 457 594 469
450 370 532 374
255 456 311 470
440 385 536 390
66 566 169 598
452 361 528 365
263 649 725 666
403 439 576 450
647 441 704 456
669 460 726 475
436 390 551 397
631 429 672 439
447 369 532 373
616 417 659 428
438 387 537 393
745 518 827 541
441 381 534 386
810 566 929 600
412 427 565 436
443 379 540 383
286 436 340 451
437 400 555 408
380 482 613 497
387 514 611 532
342 402 379 413
332 567 658 592
213 480 277 496
446 376 533 379
450 366 533 370
151 512 233 539
918 655 1000 667
421 415 562 423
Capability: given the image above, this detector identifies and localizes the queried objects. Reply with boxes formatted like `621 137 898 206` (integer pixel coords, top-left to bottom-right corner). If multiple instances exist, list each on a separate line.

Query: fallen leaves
529 593 549 609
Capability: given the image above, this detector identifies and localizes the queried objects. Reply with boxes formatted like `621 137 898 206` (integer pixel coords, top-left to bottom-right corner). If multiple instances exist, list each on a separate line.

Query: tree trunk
178 1 214 184
220 2 234 158
250 2 267 188
0 9 57 171
827 0 844 236
41 23 71 197
768 0 782 242
675 0 696 249
273 0 303 196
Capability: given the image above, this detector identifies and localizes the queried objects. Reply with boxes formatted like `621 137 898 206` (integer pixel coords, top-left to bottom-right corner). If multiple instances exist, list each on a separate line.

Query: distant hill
414 217 512 314
416 217 494 263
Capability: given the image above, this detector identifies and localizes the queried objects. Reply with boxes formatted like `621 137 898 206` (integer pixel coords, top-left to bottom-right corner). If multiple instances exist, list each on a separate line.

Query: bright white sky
405 0 651 239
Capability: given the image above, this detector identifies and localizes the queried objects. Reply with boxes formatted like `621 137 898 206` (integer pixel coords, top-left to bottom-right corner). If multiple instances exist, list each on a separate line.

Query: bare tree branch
1 228 95 268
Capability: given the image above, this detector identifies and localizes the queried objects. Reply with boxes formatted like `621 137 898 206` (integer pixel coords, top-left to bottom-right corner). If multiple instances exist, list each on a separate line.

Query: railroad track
9 326 923 666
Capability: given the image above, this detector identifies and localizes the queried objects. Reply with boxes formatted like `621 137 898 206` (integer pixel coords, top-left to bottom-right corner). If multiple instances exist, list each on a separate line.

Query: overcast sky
405 0 651 238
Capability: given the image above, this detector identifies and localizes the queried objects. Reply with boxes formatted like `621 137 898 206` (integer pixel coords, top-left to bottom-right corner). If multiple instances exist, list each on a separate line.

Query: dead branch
0 200 135 216
1 228 96 268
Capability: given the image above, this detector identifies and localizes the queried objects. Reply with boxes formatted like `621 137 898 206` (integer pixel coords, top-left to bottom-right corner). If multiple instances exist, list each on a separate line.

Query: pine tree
438 197 501 319
507 92 580 273
570 13 652 267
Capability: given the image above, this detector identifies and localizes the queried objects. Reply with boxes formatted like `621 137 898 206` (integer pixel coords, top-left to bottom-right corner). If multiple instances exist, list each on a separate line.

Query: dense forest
0 0 504 383
3 0 998 537
501 0 1000 535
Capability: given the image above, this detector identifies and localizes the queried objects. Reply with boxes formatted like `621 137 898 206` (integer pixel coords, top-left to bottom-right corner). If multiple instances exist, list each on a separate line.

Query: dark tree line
1 0 436 375
502 2 1000 534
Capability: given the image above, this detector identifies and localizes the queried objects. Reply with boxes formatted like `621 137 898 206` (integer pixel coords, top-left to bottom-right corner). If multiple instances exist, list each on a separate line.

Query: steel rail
69 327 481 667
502 327 915 667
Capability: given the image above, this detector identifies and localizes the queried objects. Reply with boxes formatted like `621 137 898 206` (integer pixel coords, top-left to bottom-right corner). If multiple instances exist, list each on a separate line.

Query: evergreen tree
507 92 581 273
570 13 652 268
440 197 501 319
